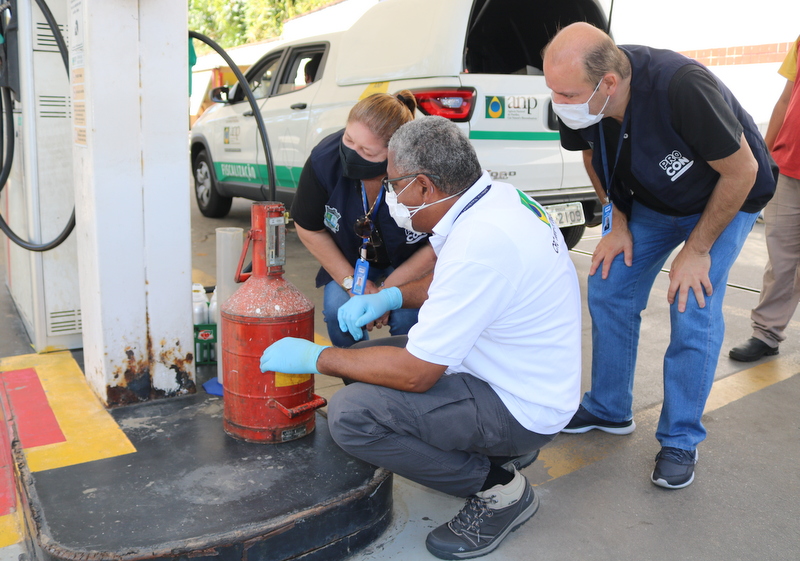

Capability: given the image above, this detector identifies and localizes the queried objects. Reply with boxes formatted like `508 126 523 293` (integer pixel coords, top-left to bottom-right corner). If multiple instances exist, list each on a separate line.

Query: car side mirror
210 86 229 104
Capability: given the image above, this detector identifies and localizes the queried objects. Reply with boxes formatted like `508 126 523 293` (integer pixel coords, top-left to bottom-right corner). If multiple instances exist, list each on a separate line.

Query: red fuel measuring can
220 202 326 443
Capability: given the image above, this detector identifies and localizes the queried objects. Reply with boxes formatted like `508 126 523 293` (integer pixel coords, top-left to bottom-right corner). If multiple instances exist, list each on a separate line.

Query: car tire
560 224 585 250
193 150 233 218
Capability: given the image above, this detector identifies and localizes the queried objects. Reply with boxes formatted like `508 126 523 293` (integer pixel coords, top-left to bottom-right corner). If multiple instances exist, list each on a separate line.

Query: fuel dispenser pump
0 0 82 352
221 202 327 443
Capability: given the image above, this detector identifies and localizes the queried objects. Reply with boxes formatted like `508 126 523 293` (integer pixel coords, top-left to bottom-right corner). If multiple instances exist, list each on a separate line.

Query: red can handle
270 394 328 419
234 230 253 283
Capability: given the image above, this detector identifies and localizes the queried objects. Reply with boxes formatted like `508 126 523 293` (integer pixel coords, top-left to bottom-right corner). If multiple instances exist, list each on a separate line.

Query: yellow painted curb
0 510 23 548
0 490 24 548
0 352 136 472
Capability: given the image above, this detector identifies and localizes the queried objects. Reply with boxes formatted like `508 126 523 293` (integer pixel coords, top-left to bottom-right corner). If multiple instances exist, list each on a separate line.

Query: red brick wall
680 42 793 66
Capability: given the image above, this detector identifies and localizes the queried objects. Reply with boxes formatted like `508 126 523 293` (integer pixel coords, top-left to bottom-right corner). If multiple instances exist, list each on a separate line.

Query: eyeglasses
354 215 383 262
382 173 441 193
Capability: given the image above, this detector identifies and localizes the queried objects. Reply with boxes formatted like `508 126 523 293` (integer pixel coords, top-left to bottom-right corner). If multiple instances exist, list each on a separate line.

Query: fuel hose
189 30 277 201
0 0 75 251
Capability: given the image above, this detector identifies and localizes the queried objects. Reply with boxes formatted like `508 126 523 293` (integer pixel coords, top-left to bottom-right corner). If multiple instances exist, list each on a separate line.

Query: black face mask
339 140 387 180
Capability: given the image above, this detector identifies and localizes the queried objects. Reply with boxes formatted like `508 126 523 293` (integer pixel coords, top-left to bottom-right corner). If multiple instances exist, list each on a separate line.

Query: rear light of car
410 88 476 122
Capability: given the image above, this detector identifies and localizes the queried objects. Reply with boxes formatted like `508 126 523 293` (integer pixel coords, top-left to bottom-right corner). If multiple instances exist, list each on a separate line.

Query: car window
249 54 282 100
275 48 325 95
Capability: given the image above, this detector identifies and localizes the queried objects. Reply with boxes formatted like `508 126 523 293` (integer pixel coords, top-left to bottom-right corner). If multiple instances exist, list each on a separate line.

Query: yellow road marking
704 360 798 413
535 432 633 483
532 360 799 485
0 353 136 472
314 333 332 346
191 268 216 287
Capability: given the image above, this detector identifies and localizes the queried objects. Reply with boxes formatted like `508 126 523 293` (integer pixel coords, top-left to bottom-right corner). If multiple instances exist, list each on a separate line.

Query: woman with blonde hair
291 92 435 347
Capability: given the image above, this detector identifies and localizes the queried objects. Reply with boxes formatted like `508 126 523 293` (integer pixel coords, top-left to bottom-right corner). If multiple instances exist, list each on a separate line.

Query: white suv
190 0 607 248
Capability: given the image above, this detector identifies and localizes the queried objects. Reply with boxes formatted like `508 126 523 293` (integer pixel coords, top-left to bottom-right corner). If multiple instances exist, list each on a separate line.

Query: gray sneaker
561 404 635 435
425 473 538 559
651 447 698 489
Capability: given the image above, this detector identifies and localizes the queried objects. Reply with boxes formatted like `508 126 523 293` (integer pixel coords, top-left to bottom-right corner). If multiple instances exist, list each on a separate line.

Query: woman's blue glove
259 337 329 375
337 286 403 341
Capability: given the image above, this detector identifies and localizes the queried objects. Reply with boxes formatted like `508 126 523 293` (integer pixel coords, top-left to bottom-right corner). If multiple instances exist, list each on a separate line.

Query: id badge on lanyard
352 183 381 295
352 255 369 295
598 110 629 237
601 202 613 236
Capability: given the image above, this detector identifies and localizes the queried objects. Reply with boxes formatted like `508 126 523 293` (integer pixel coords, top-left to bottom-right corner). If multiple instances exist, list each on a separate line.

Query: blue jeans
585 201 757 451
322 266 420 348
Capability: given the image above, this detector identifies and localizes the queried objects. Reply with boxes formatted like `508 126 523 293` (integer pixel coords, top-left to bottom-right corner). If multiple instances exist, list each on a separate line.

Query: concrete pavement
0 195 796 560
189 198 800 561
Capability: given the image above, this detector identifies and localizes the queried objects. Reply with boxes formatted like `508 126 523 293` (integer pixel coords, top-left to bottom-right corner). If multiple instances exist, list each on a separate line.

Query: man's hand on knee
590 227 634 279
667 246 712 312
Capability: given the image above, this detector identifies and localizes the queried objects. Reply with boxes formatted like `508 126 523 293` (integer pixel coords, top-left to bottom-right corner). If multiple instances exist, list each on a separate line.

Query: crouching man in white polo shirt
259 116 581 560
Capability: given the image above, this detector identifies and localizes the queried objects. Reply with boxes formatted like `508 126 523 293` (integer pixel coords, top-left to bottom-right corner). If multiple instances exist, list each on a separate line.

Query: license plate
544 202 585 227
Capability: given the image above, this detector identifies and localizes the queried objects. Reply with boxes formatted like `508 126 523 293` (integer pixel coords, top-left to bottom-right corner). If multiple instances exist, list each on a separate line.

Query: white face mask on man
386 176 464 234
551 79 610 130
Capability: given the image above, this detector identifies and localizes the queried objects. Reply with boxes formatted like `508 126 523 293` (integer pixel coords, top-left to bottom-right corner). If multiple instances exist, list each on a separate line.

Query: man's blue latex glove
337 286 403 341
259 337 329 375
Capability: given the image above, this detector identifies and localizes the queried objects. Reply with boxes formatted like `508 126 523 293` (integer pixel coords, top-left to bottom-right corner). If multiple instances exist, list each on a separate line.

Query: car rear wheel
560 224 585 250
193 150 232 218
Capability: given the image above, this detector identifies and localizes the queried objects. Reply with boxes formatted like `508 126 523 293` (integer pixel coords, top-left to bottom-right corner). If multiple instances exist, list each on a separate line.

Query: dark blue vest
580 45 776 215
310 130 428 288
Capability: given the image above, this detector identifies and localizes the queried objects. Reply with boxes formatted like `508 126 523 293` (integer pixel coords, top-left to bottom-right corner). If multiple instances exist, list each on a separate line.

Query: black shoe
425 471 538 559
651 447 698 489
489 449 540 472
729 337 779 362
561 404 635 435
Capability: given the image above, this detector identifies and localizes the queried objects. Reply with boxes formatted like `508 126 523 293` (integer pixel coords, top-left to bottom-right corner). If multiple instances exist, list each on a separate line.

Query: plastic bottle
192 283 209 325
208 288 218 324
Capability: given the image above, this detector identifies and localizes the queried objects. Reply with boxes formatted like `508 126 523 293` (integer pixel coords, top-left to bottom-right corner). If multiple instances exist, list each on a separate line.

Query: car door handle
291 103 307 110
243 110 254 117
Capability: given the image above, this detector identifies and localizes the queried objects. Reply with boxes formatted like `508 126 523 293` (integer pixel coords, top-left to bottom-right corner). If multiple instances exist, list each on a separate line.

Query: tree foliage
189 0 333 50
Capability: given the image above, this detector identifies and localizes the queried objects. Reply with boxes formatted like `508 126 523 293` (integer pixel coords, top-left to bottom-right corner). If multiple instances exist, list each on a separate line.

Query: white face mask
386 177 464 233
551 79 610 130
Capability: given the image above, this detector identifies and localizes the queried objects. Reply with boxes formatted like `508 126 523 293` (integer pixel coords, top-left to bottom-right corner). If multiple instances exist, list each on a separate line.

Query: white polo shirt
406 172 581 434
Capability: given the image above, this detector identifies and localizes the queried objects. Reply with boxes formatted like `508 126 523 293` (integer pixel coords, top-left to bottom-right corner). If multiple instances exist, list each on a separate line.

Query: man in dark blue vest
543 22 777 489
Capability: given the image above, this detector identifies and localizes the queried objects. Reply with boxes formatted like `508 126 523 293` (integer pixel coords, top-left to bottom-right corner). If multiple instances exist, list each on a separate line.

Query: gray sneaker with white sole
426 473 538 559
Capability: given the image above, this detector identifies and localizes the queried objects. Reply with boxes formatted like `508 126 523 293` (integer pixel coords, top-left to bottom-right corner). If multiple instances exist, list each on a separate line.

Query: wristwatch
341 276 354 290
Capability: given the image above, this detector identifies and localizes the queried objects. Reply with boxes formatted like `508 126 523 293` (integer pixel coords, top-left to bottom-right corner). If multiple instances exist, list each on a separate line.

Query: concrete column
70 0 195 405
